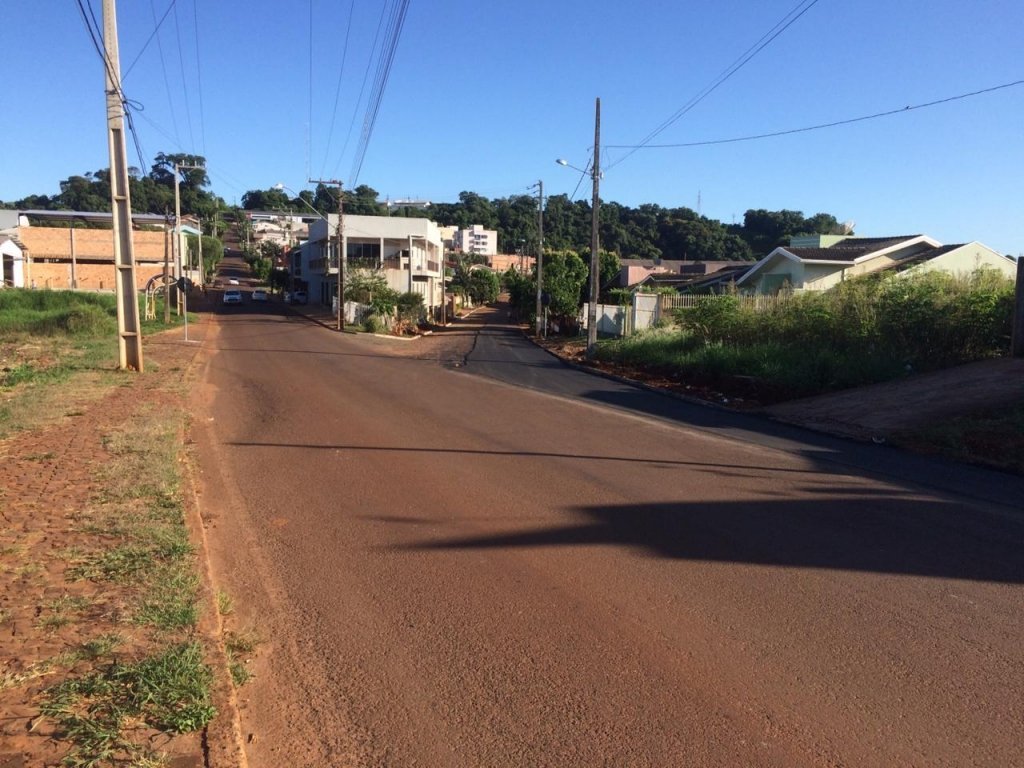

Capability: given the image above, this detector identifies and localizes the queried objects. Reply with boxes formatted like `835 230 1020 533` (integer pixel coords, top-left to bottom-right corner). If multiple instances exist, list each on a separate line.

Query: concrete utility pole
1012 257 1024 357
102 0 144 371
163 217 171 324
587 97 601 359
174 163 204 341
309 178 345 331
531 180 544 337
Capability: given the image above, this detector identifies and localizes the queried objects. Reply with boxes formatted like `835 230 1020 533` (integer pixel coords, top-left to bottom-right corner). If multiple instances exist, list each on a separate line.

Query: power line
172 0 196 151
74 0 148 170
123 0 176 79
607 0 823 171
332 0 389 178
606 80 1024 149
147 0 181 147
191 0 207 156
319 0 357 179
350 0 411 185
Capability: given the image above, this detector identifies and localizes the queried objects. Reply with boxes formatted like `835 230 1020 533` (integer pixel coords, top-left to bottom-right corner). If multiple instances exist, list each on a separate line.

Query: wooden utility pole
586 97 601 359
102 0 143 371
309 178 345 330
1012 257 1024 357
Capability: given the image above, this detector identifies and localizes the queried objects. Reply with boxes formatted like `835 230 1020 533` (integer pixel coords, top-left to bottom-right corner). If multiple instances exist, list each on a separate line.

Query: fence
658 293 789 313
583 292 789 337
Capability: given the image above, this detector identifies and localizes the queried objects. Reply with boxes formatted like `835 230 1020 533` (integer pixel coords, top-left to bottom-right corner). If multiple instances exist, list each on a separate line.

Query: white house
736 235 1016 294
299 214 445 315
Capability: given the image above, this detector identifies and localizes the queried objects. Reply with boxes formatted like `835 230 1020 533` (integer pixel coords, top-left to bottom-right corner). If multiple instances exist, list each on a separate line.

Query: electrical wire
606 80 1024 149
74 0 148 170
192 0 207 156
332 0 389 178
123 0 176 79
147 0 181 147
606 0 823 171
319 0 357 179
172 0 197 152
350 0 411 185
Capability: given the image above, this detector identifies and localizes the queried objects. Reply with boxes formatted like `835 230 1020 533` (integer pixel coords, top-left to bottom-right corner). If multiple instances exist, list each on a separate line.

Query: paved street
193 293 1024 767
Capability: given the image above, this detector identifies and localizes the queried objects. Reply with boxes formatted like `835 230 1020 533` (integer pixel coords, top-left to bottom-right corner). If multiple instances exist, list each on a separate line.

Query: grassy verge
0 288 217 764
891 402 1024 474
0 289 197 438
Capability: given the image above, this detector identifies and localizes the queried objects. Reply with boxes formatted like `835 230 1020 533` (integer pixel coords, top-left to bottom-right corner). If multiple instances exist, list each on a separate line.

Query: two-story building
299 214 445 316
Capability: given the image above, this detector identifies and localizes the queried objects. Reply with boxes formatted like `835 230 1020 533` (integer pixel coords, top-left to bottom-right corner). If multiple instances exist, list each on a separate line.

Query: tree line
3 152 848 260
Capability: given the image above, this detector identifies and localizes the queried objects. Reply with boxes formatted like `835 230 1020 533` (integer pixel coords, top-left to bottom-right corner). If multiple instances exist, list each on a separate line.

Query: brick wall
18 226 170 290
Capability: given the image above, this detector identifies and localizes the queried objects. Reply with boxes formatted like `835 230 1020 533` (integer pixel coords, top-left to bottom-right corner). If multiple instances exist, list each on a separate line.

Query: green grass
41 642 215 765
224 629 259 687
892 402 1024 474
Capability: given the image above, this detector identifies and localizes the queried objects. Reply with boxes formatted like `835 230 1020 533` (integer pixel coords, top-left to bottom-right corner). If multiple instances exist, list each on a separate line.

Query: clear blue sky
4 0 1022 255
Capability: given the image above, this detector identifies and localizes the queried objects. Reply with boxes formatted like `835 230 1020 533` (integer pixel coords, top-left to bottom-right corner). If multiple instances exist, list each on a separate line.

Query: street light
556 96 601 358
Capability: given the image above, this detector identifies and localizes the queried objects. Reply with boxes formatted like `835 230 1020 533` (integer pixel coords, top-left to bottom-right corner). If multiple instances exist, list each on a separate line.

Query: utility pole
309 178 345 331
174 163 204 341
587 97 601 359
530 180 544 337
1012 257 1024 357
163 216 171 324
102 0 143 371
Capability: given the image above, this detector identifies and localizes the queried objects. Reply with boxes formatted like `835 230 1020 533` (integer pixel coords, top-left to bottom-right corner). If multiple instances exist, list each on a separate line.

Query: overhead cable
607 0 823 171
606 80 1024 149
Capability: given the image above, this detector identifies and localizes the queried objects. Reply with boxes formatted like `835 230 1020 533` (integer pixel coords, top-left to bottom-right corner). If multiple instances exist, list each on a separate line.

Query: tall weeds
597 268 1014 400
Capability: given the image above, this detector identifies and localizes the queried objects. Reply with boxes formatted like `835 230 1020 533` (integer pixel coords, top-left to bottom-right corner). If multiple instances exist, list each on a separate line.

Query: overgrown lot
0 289 225 765
595 268 1014 402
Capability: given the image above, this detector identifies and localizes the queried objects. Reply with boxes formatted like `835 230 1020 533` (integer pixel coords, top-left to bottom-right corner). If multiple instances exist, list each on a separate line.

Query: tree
345 268 390 303
542 250 588 325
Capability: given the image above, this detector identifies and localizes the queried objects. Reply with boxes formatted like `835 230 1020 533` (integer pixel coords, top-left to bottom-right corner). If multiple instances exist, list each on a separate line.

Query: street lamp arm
273 183 328 221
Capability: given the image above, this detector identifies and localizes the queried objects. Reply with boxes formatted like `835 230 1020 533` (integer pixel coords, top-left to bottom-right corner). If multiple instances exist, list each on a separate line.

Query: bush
363 315 384 334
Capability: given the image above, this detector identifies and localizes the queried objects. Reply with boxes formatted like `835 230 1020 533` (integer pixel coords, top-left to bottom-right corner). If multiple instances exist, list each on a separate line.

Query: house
633 264 749 294
299 214 445 315
735 234 1016 294
246 210 314 249
618 259 738 288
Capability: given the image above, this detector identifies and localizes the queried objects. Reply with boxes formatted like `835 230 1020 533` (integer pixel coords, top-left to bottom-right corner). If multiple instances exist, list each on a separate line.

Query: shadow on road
400 495 1024 585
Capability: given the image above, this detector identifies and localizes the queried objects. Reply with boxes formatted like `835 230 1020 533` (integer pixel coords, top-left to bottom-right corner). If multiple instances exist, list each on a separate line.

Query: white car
252 289 268 302
223 289 243 305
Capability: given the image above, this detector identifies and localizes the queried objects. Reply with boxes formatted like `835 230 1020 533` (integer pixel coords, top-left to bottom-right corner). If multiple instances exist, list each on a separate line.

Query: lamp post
556 97 601 358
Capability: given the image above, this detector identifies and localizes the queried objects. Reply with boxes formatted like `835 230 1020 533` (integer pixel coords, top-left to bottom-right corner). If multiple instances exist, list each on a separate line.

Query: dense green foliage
226 186 845 261
3 153 226 226
596 268 1014 400
4 158 846 262
450 257 500 304
0 289 117 336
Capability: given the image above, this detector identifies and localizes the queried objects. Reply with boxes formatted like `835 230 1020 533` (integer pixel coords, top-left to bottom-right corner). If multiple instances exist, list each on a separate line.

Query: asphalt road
193 294 1024 767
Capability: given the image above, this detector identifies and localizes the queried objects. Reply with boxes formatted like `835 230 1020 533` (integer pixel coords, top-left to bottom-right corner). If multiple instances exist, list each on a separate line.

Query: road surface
192 293 1024 767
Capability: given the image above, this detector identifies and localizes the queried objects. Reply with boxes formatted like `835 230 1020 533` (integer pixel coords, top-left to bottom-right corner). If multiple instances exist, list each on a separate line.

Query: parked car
223 289 243 305
292 290 308 304
228 278 240 285
252 289 268 302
